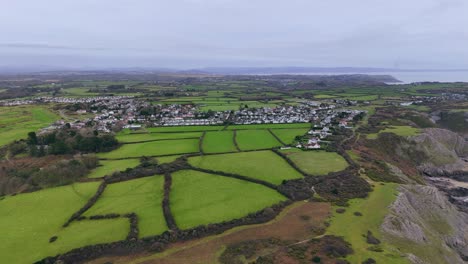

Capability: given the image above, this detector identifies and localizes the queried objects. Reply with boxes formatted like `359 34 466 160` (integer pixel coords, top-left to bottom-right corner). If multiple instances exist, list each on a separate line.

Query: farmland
170 170 287 229
188 151 303 185
270 128 309 144
0 105 59 146
85 176 167 237
202 131 237 153
116 131 202 143
280 149 349 175
88 159 141 178
1 74 465 264
0 182 129 264
98 139 200 159
235 130 282 150
146 126 224 133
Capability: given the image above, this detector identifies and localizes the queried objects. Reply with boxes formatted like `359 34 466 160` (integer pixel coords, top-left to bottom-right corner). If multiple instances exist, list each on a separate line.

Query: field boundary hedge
37 201 291 264
63 181 108 227
267 129 286 146
162 172 178 231
271 148 312 177
198 132 206 154
232 130 241 152
187 166 292 198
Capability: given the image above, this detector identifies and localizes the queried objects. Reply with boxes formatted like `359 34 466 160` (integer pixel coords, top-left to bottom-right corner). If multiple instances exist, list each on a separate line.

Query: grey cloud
0 0 467 69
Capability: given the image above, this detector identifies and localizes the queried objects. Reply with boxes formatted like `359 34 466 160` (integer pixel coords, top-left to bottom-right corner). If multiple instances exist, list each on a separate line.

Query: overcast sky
0 0 467 70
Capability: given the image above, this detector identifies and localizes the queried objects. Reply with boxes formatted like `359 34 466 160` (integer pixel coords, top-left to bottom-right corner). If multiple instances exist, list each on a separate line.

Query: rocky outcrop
381 185 468 263
409 128 468 177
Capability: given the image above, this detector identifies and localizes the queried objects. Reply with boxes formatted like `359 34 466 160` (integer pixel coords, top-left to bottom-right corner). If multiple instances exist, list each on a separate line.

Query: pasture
87 159 141 178
156 155 182 164
116 131 202 143
280 149 348 175
146 126 224 133
0 182 129 264
170 170 287 229
327 183 407 264
367 125 420 139
235 130 282 150
226 123 310 130
85 176 167 237
270 128 309 144
188 151 303 185
0 106 59 146
97 138 200 159
202 131 237 153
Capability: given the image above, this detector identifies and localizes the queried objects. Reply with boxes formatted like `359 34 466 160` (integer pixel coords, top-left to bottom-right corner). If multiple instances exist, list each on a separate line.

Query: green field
0 106 59 146
227 123 311 130
98 139 200 159
280 149 348 175
367 126 420 139
88 159 141 178
235 130 282 150
170 170 287 229
85 176 167 237
270 128 309 144
327 183 408 264
202 131 237 153
0 182 130 264
116 132 202 143
61 87 99 96
157 155 182 164
146 126 224 133
188 151 303 184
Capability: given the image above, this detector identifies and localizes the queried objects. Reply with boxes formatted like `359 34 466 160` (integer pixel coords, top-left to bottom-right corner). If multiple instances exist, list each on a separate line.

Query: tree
27 132 38 145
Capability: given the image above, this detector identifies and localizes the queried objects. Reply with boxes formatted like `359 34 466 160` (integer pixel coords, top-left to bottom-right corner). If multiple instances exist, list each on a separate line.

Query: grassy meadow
0 105 59 146
0 182 130 264
170 170 287 229
116 131 202 143
327 183 408 264
85 176 167 237
146 126 224 133
367 126 420 139
280 149 348 175
270 128 309 144
236 130 282 150
98 138 200 159
87 159 141 178
202 131 237 153
188 151 303 184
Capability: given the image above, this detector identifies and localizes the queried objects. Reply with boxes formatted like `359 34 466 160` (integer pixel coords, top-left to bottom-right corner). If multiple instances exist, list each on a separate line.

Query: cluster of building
231 105 320 124
0 95 135 106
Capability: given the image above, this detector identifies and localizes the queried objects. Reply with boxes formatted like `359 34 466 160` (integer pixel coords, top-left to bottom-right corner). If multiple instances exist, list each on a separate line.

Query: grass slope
236 130 282 150
0 106 59 146
327 183 408 263
188 151 303 185
280 149 348 175
202 131 237 153
85 176 167 237
0 182 129 264
98 139 200 159
367 126 420 139
170 170 287 229
87 159 141 178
